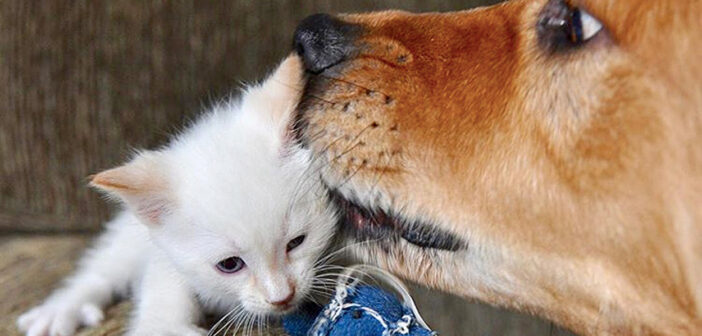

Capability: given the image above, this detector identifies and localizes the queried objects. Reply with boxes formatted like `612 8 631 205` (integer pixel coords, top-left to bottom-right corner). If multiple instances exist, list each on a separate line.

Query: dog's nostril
293 13 357 73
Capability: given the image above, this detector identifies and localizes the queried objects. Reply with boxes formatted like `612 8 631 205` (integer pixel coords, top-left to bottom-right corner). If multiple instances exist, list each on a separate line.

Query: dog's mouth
327 188 466 252
292 41 466 252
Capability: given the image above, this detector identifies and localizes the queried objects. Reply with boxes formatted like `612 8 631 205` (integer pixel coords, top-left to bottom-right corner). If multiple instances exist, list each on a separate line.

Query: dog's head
293 1 701 333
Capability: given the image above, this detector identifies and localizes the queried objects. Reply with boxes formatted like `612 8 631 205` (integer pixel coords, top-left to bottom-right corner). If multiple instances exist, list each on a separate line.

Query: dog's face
294 0 701 333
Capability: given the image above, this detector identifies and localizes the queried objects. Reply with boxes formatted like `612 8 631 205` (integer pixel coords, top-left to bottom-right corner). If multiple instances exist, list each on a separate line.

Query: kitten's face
152 156 334 313
152 148 335 315
150 56 336 315
91 56 337 315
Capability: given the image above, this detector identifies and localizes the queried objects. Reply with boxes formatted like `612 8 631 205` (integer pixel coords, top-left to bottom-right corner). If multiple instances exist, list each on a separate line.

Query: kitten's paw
128 324 207 336
17 301 104 336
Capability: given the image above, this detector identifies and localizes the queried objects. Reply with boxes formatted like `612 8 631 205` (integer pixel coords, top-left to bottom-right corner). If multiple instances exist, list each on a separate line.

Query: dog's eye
537 0 604 52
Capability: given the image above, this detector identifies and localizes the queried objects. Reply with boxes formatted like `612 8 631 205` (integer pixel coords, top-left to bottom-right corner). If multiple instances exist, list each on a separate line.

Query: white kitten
17 56 337 336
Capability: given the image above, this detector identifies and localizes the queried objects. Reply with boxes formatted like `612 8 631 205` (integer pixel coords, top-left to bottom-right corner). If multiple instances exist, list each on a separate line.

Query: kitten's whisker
261 317 267 336
304 292 325 306
307 286 335 295
313 275 371 286
246 312 256 336
313 265 354 273
231 310 249 336
313 238 384 267
315 269 378 286
309 283 341 293
245 312 256 336
312 274 372 289
242 312 252 336
309 281 340 289
228 309 250 336
262 315 270 336
208 306 243 336
219 312 238 336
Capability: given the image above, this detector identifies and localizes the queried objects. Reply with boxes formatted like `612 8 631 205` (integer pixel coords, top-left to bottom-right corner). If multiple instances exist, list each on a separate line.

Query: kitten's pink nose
267 286 295 307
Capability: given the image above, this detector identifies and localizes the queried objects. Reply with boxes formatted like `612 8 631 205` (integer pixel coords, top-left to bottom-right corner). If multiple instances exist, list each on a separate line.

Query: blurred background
0 1 575 335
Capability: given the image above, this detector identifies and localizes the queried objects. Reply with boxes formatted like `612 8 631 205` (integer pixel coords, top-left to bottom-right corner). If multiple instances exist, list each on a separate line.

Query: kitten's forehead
177 154 299 221
167 140 311 250
158 55 310 252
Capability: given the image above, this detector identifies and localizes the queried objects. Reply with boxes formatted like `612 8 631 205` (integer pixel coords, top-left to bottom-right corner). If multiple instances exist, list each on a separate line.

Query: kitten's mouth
327 188 466 251
272 303 295 314
265 300 299 316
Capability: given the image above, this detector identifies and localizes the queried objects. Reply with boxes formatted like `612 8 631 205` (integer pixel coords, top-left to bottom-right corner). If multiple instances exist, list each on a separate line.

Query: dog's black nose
293 13 356 73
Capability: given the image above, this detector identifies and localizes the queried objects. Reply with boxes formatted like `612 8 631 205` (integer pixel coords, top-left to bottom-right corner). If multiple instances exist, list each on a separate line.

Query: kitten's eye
538 0 604 52
286 235 306 252
216 257 245 274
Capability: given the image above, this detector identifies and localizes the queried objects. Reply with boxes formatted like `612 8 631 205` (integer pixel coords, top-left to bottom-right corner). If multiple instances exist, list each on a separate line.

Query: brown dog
291 0 701 335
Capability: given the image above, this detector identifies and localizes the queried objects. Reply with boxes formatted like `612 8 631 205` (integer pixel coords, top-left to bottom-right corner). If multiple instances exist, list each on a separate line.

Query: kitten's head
91 56 337 315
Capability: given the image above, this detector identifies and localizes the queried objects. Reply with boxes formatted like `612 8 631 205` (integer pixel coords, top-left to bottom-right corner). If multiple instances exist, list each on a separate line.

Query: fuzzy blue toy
283 265 437 336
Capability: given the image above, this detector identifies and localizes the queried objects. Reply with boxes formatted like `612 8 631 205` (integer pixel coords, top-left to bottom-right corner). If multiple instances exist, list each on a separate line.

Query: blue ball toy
283 265 437 336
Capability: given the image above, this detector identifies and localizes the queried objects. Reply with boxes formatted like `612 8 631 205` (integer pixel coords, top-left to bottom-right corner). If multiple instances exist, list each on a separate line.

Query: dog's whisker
311 72 391 99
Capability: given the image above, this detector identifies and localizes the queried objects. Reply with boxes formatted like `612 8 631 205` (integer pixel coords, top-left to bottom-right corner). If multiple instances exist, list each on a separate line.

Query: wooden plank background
0 1 576 335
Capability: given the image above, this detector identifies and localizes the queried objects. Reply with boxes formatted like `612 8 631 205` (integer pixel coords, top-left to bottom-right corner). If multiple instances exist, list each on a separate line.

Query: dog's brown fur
296 0 701 334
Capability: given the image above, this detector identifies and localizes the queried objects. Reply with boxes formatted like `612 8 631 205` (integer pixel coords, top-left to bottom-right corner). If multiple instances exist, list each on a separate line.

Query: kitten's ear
267 54 304 98
246 54 304 134
90 151 171 225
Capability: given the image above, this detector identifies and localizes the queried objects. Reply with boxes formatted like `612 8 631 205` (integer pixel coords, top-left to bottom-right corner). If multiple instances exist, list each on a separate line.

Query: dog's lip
327 187 466 251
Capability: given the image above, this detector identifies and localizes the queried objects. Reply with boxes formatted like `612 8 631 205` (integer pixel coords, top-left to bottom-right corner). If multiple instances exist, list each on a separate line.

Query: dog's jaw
327 187 467 252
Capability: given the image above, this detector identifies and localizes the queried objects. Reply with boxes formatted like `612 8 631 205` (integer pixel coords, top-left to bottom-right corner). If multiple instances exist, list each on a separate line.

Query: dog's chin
326 187 467 252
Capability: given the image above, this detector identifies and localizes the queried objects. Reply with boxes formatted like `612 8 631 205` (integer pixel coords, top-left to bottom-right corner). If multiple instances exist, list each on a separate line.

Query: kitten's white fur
17 56 336 336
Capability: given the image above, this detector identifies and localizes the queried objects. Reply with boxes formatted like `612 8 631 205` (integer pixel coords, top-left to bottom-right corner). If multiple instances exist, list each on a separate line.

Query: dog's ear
242 54 304 143
90 151 172 225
